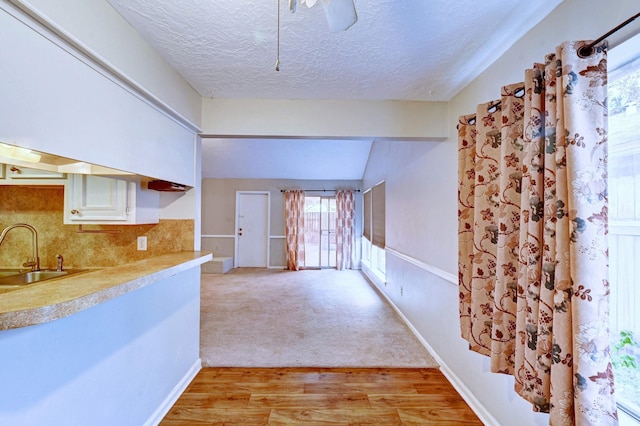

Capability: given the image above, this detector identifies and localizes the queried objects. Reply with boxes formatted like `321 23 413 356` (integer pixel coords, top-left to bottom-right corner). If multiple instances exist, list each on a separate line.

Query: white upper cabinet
1 7 197 187
0 163 66 185
64 175 159 225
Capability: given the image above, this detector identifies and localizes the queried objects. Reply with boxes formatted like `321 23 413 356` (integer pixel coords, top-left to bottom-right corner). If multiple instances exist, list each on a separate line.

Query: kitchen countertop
0 251 212 330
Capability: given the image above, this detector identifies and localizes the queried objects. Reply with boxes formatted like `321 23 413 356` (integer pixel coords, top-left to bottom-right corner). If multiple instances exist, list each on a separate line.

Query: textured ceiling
105 0 561 180
106 0 562 101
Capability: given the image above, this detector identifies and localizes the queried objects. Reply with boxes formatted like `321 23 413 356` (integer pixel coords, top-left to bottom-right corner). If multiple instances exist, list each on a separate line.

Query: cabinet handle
10 166 20 173
70 209 79 215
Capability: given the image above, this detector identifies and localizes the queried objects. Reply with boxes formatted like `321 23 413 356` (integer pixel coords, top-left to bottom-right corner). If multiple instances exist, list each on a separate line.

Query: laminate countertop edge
0 251 213 330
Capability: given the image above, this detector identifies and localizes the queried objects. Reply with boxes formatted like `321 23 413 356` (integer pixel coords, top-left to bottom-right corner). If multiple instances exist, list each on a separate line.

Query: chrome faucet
56 254 64 272
0 223 40 271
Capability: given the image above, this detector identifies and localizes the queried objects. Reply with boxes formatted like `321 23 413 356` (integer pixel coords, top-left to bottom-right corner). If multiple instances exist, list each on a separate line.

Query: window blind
363 189 371 241
371 182 385 248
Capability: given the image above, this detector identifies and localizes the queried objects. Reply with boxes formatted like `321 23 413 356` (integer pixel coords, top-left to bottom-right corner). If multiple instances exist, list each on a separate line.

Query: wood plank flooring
160 367 482 425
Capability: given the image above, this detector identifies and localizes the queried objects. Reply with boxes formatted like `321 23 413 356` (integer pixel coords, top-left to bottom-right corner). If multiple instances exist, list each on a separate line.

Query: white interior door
236 192 269 267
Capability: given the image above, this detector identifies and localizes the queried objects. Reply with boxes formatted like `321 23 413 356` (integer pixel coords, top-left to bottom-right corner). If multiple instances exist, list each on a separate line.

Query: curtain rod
280 189 361 193
456 13 640 130
579 12 640 57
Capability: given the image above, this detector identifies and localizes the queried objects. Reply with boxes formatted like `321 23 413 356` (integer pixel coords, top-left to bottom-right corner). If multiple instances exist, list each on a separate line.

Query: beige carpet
200 268 438 368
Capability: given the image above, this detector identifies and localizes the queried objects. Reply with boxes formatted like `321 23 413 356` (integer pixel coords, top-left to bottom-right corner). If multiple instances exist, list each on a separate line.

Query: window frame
361 181 386 280
607 31 640 424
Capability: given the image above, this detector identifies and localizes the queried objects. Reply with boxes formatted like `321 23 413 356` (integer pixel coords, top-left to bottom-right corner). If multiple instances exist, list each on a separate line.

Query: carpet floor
200 268 438 368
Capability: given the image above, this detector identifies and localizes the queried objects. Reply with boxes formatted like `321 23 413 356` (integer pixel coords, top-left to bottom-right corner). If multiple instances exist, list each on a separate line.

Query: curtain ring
577 44 594 58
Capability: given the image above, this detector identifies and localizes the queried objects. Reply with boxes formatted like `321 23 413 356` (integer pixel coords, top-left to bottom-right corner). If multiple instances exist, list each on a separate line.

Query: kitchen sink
0 269 88 287
0 269 22 278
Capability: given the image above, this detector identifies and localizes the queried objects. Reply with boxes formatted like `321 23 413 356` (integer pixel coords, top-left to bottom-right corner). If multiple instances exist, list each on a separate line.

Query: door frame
234 191 271 268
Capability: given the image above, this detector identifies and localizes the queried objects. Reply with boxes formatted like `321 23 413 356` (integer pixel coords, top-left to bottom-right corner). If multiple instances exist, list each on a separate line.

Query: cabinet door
7 164 65 179
0 163 66 184
66 175 129 222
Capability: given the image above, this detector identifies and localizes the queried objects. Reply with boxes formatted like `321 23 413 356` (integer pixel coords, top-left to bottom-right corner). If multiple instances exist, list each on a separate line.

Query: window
304 196 336 269
372 244 386 274
608 32 640 422
371 182 386 249
362 182 386 278
363 189 371 242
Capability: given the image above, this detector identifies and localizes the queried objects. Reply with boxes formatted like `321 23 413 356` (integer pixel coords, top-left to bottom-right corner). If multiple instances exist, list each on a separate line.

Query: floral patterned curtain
458 41 617 425
336 190 355 270
285 190 305 271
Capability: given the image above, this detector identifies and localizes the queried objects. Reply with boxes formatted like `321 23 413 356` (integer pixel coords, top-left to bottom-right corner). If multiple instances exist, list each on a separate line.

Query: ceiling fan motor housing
289 0 357 32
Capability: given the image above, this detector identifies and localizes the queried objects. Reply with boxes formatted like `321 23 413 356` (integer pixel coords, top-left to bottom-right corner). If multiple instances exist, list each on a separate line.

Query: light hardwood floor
160 367 482 425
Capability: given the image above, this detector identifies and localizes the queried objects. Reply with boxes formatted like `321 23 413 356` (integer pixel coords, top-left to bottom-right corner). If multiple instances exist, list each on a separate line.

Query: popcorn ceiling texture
106 0 560 101
0 186 194 269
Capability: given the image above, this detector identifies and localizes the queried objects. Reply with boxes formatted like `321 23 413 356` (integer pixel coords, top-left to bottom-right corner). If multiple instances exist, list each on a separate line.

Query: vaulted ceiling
107 0 562 180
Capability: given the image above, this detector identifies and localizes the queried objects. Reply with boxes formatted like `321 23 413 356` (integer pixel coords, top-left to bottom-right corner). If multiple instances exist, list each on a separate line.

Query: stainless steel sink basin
0 269 87 287
0 269 22 278
22 271 69 283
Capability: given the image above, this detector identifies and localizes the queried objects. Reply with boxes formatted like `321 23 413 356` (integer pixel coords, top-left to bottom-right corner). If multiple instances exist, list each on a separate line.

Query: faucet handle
23 258 37 271
56 254 64 272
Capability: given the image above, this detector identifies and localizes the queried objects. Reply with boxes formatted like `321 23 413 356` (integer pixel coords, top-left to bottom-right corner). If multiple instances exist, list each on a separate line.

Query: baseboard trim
360 268 499 426
145 358 202 426
437 360 500 426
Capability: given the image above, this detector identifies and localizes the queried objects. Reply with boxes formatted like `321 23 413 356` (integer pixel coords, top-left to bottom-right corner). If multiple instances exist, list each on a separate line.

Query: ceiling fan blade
321 0 357 32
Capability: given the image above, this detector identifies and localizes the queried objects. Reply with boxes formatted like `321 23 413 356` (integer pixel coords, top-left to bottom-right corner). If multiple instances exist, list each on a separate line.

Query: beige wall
201 99 449 140
201 178 361 268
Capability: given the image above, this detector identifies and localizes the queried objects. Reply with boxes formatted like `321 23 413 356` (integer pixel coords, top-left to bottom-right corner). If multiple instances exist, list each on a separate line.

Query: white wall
362 0 640 424
362 140 455 273
0 4 206 424
1 0 201 226
158 136 203 230
0 268 201 426
16 0 201 127
0 1 199 187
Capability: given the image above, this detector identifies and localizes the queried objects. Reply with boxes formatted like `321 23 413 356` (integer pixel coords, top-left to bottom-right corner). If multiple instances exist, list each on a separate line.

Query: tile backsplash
0 185 194 269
